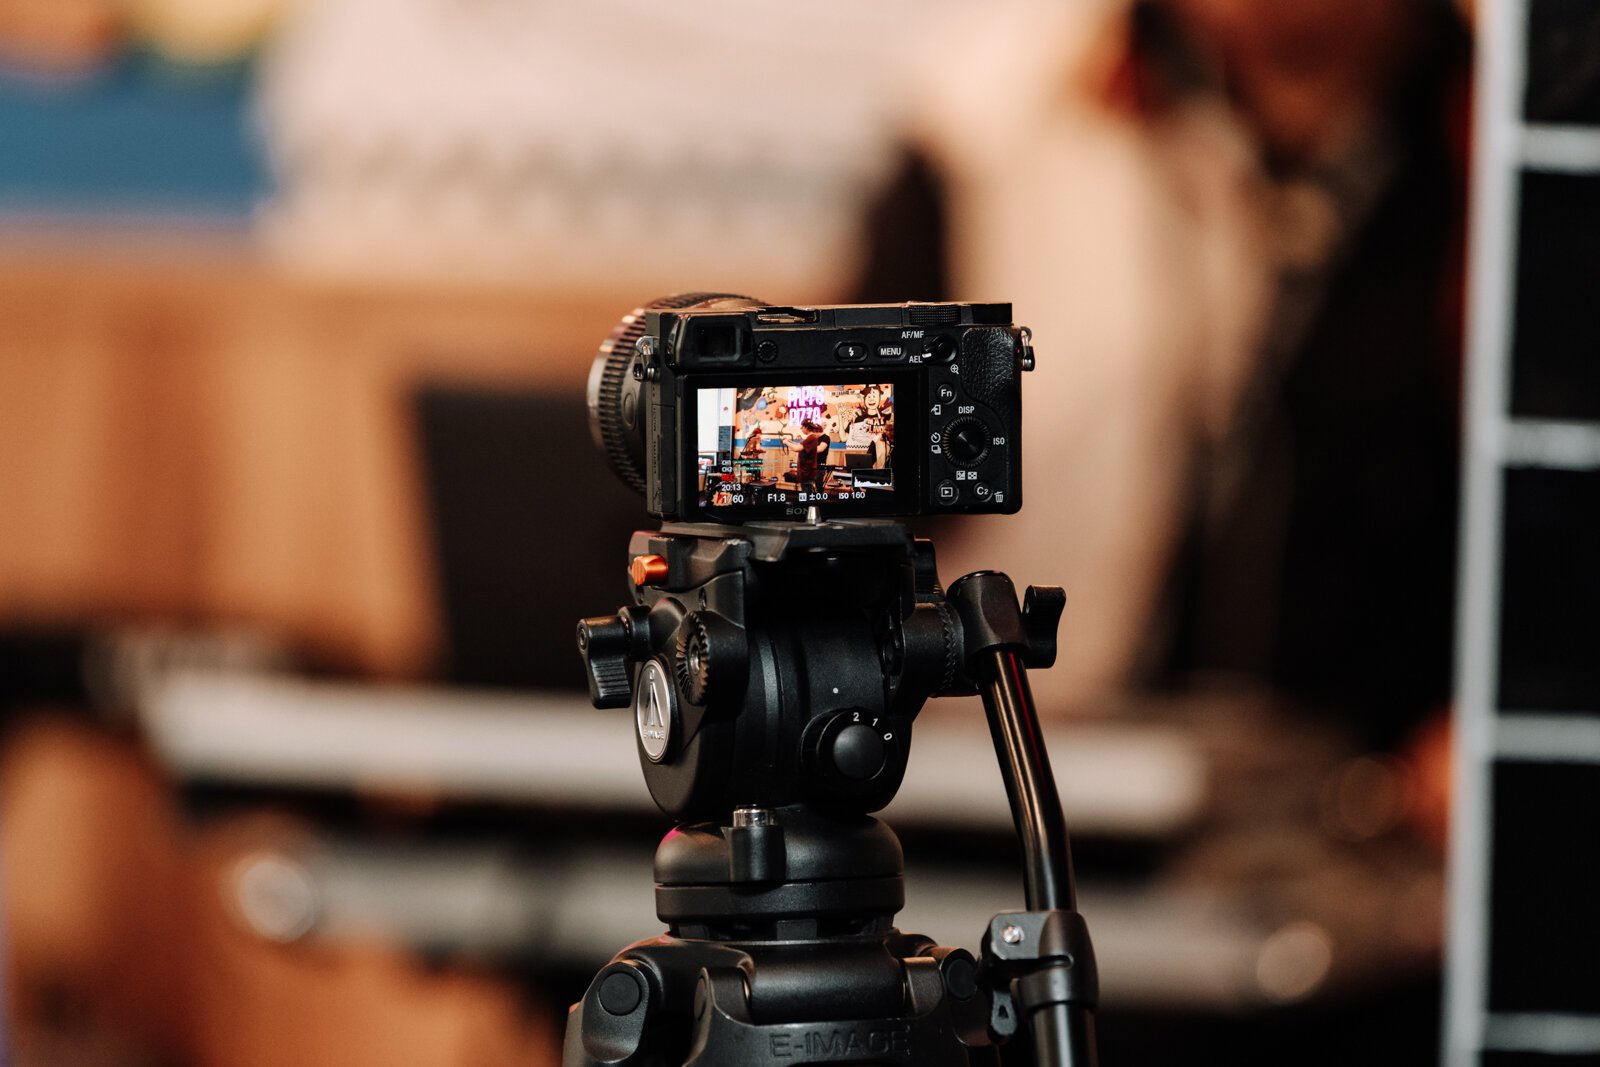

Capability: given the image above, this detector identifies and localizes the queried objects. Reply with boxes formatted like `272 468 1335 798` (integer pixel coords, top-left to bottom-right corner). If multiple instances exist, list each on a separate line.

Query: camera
588 294 1033 521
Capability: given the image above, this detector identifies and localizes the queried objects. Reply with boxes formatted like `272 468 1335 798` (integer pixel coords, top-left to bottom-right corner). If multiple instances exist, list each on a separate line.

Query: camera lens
588 293 763 495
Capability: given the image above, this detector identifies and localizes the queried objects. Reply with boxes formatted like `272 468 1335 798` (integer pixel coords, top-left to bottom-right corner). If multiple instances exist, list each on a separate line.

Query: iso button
835 341 868 363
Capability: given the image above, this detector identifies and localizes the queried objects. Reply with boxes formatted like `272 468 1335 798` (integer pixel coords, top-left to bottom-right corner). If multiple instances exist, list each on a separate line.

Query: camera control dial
943 416 991 468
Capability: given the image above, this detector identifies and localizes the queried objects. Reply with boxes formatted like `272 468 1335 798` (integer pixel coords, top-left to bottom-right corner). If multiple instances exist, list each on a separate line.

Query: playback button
936 480 960 505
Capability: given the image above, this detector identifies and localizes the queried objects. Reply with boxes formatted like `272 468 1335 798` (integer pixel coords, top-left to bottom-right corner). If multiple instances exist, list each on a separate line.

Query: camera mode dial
943 415 991 468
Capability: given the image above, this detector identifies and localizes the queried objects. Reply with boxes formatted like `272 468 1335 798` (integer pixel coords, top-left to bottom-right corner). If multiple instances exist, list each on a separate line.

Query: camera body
589 297 1031 522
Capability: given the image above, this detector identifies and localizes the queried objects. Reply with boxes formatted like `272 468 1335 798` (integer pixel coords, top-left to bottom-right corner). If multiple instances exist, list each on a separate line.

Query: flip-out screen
693 381 901 515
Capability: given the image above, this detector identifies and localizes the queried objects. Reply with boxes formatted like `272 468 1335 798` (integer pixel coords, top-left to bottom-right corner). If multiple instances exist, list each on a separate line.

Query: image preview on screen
696 382 896 511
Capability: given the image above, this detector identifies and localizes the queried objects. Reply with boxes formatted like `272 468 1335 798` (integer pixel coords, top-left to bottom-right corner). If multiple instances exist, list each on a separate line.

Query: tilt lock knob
578 614 633 709
577 605 652 709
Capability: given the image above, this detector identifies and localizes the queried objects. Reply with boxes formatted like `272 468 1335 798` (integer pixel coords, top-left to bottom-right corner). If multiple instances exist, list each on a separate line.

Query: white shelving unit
1446 2 1600 1063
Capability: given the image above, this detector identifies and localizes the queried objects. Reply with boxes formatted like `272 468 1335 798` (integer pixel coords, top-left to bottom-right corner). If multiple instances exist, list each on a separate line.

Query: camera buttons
937 383 957 403
927 335 957 364
875 343 908 361
835 341 869 362
972 482 992 501
757 340 779 363
936 480 960 504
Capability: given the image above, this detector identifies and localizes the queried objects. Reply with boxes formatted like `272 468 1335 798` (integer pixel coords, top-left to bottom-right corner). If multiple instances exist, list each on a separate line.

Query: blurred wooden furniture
0 715 561 1066
0 227 640 676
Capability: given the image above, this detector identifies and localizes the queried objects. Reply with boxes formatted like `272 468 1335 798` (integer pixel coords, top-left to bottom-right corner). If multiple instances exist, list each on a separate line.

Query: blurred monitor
415 384 653 691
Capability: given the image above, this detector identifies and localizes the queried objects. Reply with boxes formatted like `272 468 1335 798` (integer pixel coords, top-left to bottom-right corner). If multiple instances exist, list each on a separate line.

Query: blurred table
0 229 667 676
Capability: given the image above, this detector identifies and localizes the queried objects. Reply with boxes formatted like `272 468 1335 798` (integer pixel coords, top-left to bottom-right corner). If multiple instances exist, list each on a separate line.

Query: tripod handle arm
947 571 1100 1067
947 572 1076 911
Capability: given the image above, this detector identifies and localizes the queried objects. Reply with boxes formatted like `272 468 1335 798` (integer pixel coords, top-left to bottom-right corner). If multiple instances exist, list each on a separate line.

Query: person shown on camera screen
782 417 830 496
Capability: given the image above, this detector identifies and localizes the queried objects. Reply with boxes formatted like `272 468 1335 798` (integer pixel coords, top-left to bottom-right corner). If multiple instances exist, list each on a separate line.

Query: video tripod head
579 517 1069 825
576 520 946 820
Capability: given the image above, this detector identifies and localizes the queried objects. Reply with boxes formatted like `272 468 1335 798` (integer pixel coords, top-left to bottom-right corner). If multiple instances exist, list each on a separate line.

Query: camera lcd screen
694 381 900 514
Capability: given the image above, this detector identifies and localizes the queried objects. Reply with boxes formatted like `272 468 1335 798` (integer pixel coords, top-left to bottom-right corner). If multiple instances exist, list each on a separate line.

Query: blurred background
0 0 1594 1064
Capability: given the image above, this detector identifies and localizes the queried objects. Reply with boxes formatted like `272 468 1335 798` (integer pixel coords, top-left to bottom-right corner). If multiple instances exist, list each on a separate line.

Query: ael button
630 554 669 587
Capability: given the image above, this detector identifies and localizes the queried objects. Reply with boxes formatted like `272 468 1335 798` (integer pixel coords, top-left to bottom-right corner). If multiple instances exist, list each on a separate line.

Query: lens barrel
587 293 762 495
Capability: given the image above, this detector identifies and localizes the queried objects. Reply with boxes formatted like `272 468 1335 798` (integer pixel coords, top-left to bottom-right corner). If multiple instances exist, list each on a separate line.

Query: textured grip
957 327 1019 408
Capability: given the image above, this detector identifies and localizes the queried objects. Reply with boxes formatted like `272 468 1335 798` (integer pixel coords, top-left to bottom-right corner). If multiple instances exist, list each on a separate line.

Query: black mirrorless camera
588 294 1033 521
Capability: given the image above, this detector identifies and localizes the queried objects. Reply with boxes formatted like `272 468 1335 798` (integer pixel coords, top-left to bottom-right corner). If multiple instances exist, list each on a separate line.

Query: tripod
570 517 1099 1066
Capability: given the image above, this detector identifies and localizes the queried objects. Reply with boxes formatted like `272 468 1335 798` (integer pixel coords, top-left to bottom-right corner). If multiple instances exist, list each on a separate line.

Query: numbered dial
811 710 889 781
943 415 992 468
